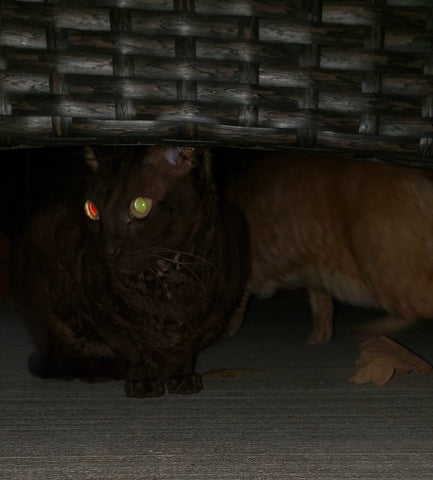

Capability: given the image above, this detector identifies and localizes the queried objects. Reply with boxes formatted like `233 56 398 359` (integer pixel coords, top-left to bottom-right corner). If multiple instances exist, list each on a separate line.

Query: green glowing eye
130 196 153 219
84 200 100 221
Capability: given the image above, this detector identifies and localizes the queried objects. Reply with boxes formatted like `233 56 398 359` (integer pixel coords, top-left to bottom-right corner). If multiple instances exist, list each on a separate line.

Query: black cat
10 146 249 397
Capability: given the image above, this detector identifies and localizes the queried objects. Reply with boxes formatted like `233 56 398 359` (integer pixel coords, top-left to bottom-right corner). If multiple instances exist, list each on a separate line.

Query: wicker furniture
1 0 432 166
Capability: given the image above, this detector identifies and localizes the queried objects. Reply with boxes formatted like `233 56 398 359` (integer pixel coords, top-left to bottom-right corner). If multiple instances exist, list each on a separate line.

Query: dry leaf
349 336 432 387
204 368 264 378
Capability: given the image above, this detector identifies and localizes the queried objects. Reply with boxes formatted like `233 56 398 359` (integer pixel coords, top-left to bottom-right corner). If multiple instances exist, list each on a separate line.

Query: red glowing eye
84 200 100 221
89 202 98 217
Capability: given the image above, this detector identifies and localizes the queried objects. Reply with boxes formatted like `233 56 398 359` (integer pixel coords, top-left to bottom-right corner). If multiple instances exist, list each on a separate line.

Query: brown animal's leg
224 290 251 336
307 289 334 345
166 356 203 395
166 373 203 395
125 359 165 398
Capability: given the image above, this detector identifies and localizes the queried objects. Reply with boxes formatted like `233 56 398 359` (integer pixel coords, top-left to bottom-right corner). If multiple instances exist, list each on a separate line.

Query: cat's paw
166 373 203 395
124 378 165 398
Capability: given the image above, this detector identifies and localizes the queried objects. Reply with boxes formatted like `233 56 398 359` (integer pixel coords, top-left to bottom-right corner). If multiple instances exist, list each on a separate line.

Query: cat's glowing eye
84 200 100 221
130 196 153 219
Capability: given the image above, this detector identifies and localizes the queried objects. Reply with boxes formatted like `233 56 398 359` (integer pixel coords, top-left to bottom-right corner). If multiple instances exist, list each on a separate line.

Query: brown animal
10 146 249 397
228 151 433 344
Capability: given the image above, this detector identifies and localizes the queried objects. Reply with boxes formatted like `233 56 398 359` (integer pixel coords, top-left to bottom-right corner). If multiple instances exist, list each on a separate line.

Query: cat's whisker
151 254 210 297
145 262 170 297
148 246 225 282
149 246 218 269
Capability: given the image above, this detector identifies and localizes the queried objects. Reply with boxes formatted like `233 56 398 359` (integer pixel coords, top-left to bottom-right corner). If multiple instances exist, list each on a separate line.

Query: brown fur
228 151 433 343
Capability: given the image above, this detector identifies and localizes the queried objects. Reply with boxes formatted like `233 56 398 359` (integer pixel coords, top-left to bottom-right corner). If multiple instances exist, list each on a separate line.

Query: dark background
1 147 88 239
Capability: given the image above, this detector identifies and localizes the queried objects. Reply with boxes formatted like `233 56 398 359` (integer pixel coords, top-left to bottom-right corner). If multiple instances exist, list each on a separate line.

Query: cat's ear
162 147 198 169
147 146 199 172
146 146 212 176
172 148 214 180
84 147 99 172
163 147 183 166
167 147 212 170
178 148 214 182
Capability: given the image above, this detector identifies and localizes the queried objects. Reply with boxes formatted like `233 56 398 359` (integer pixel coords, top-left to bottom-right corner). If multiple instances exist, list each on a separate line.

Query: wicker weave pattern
0 0 432 163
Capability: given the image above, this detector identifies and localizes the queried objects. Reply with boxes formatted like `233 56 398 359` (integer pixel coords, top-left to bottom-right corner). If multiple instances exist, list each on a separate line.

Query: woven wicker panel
0 0 432 165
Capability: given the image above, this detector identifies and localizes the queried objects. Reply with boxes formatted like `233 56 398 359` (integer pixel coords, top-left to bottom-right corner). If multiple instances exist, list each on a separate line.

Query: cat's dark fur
10 146 249 397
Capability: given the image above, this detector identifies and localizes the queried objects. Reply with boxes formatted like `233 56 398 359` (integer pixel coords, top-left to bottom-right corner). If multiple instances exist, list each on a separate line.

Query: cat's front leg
125 359 165 398
307 288 334 345
166 373 203 395
166 356 203 395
